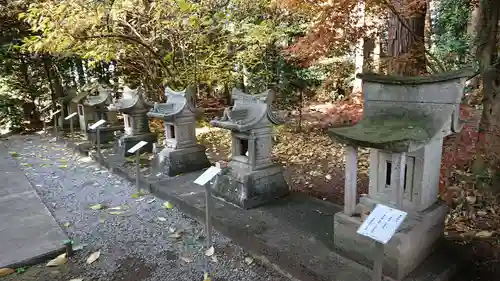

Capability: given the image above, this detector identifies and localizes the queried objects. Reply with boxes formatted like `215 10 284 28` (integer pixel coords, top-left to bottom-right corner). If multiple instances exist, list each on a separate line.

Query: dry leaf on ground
157 217 167 222
205 246 215 257
68 279 84 281
46 253 67 267
86 251 100 264
0 268 15 277
180 256 193 263
90 204 104 210
244 257 254 265
163 201 174 209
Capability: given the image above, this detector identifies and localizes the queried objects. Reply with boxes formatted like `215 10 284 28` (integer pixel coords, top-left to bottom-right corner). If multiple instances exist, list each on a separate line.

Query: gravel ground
2 134 289 281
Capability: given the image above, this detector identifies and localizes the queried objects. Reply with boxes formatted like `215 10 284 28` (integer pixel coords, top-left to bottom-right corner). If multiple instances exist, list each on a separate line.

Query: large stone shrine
147 86 210 176
327 70 474 280
108 86 157 156
210 88 289 209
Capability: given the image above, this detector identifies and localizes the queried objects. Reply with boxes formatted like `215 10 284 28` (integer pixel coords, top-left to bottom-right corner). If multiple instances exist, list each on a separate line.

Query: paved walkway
0 140 67 268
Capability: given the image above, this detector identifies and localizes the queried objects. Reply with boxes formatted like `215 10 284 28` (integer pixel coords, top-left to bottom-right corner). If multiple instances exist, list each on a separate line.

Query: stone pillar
390 152 407 209
344 146 358 216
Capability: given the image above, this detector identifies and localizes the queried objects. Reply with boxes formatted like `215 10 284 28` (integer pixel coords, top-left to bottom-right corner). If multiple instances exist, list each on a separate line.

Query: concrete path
0 141 67 268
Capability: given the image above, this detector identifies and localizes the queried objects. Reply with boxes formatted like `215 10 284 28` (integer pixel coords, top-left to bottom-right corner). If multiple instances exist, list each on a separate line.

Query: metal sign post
127 141 148 192
89 119 107 158
50 109 61 141
193 163 224 280
356 204 407 281
65 112 78 141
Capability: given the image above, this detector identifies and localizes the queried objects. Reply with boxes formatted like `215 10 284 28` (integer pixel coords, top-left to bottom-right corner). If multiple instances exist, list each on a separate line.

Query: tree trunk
467 4 481 88
352 0 366 94
75 58 86 87
387 0 427 75
471 0 500 183
424 0 432 51
42 56 57 111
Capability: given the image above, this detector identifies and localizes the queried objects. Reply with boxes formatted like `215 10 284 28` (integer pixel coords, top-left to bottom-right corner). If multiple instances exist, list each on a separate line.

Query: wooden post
344 146 358 215
391 152 407 209
372 242 384 281
135 149 141 192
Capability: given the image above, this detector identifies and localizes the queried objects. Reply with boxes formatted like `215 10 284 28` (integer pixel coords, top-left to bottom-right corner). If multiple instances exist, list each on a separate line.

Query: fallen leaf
131 191 145 199
211 255 218 263
205 246 215 257
63 222 71 227
168 227 176 233
146 198 156 204
47 253 67 267
90 204 104 210
325 174 332 180
162 201 174 209
180 256 193 263
86 251 100 264
109 211 124 215
466 196 476 204
108 206 123 210
204 272 211 281
8 152 19 157
157 217 167 222
58 165 68 169
244 257 254 265
0 268 15 277
136 197 146 202
69 279 84 281
475 231 494 238
169 233 183 239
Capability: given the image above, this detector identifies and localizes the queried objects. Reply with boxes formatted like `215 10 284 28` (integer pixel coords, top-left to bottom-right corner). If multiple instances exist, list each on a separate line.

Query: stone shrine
108 86 157 156
71 81 122 144
210 88 289 209
327 70 474 280
57 87 78 129
147 86 210 176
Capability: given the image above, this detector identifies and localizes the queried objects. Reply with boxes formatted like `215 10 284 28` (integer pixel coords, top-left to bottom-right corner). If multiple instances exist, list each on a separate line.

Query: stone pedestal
157 144 210 177
87 125 124 145
334 197 448 280
214 163 289 209
119 132 157 156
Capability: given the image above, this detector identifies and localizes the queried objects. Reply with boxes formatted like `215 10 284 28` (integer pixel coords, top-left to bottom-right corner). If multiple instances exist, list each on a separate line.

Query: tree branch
73 33 173 77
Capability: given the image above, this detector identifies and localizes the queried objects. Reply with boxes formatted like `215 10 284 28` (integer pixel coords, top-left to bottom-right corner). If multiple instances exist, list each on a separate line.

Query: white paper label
50 109 62 117
356 204 407 244
194 166 222 186
65 112 78 120
127 141 148 153
89 119 107 130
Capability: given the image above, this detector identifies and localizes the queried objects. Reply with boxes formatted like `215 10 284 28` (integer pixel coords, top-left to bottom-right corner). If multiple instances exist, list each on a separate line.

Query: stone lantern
108 86 157 156
327 69 474 280
210 88 289 209
147 86 210 176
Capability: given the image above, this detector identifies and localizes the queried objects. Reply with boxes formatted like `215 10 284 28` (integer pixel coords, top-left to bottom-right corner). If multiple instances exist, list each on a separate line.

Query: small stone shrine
72 81 122 144
108 86 157 156
327 69 474 280
57 86 79 129
210 88 289 209
147 86 210 176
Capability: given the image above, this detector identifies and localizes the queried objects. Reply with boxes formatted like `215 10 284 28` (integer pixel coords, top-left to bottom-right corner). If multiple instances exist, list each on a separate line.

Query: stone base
213 164 290 209
333 196 448 280
87 125 124 145
157 145 211 177
119 133 157 157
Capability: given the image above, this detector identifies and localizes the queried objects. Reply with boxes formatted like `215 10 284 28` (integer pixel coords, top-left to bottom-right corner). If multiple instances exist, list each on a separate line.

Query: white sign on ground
89 119 106 130
50 109 62 117
356 204 407 244
128 141 148 154
194 166 221 186
65 112 78 120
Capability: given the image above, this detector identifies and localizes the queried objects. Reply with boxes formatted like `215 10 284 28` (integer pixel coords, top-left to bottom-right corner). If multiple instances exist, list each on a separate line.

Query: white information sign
127 141 148 154
194 166 221 186
50 109 62 117
356 204 407 244
65 112 78 120
89 119 107 130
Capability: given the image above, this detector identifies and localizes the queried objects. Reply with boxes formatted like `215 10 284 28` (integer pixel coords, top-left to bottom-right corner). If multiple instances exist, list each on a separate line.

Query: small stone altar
210 88 289 209
327 70 474 280
108 86 157 156
147 86 210 176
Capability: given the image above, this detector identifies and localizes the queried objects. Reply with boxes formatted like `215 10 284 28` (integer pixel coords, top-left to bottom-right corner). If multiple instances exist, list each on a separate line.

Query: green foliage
432 0 473 70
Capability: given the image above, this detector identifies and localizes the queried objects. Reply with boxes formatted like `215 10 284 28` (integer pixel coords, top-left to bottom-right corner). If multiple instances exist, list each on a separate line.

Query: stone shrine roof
328 69 474 153
147 86 196 120
210 88 285 132
71 81 112 107
108 86 152 113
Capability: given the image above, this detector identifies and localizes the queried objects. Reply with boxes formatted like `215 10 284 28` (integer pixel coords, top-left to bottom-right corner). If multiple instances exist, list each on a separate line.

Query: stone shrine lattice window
385 162 409 190
77 104 84 115
377 153 416 201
